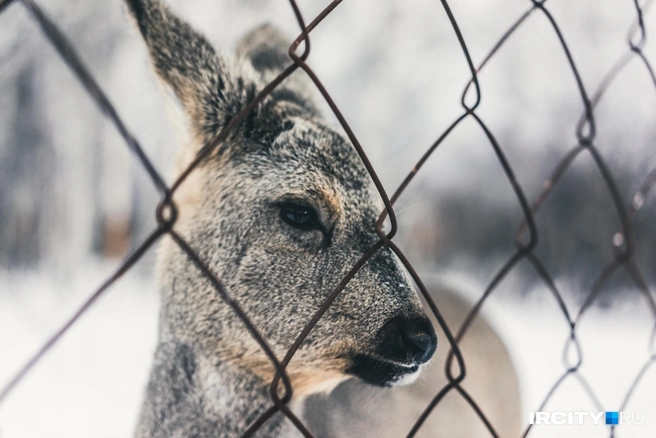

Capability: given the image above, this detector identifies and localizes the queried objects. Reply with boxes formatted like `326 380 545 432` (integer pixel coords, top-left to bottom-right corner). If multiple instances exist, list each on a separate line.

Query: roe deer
125 1 520 436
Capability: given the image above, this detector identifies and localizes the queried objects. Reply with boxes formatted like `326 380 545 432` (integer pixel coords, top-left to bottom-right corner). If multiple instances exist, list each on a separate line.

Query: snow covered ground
0 264 159 438
0 265 654 437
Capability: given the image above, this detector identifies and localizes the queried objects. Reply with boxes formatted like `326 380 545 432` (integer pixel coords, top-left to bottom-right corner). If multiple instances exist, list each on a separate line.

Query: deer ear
125 0 255 144
237 24 319 117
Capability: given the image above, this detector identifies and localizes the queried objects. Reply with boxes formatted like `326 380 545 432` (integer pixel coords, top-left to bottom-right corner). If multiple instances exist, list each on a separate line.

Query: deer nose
408 332 432 356
376 315 437 365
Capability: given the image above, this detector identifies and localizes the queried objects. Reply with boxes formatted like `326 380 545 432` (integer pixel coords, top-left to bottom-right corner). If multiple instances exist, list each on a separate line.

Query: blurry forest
1 0 655 294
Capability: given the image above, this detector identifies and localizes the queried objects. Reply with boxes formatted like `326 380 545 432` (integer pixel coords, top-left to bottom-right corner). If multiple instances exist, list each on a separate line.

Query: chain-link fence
0 0 655 436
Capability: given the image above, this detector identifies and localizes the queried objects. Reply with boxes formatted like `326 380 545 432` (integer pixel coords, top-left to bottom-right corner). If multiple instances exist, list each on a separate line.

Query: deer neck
136 340 296 437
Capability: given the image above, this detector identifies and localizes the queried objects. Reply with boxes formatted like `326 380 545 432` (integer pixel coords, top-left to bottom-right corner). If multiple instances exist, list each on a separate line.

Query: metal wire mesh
0 0 655 436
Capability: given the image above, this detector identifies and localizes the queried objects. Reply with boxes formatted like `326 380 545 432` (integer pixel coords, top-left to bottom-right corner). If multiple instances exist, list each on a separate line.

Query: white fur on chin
391 363 425 386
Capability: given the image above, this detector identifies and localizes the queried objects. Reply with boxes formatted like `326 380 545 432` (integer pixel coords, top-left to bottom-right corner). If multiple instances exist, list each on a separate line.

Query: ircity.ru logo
528 411 644 425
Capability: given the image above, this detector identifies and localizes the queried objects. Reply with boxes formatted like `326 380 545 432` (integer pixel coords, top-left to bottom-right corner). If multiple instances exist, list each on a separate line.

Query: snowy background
1 0 655 436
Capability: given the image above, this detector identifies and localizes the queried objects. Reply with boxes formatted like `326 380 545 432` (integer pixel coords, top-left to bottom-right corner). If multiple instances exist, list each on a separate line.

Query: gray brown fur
125 1 520 436
303 280 522 437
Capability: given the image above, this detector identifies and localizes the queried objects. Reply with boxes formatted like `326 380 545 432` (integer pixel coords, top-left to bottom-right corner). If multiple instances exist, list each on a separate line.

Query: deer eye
279 203 321 230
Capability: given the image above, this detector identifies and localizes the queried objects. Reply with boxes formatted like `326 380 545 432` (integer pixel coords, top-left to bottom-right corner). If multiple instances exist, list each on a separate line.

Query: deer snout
375 315 437 365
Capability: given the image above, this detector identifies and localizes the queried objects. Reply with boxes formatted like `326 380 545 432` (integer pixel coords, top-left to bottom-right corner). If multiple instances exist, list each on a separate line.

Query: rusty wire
0 0 655 436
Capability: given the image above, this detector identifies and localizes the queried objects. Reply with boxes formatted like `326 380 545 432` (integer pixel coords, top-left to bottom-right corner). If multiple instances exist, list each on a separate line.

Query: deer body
125 1 520 436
